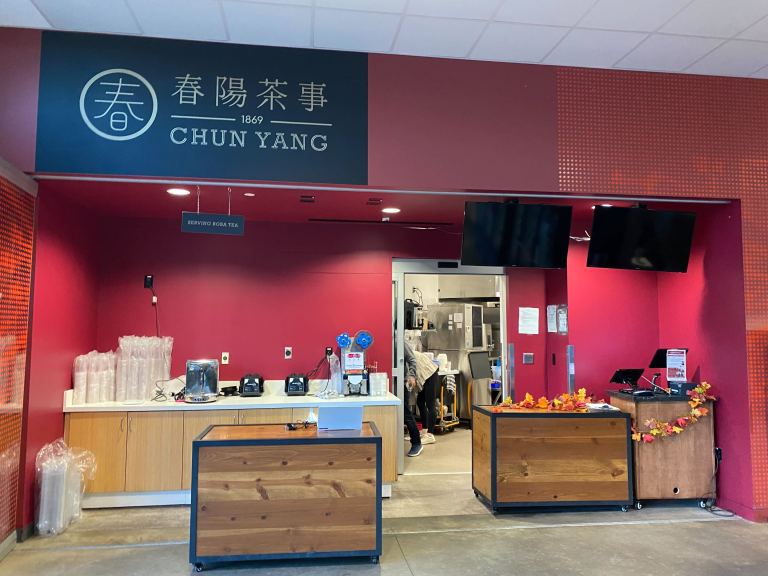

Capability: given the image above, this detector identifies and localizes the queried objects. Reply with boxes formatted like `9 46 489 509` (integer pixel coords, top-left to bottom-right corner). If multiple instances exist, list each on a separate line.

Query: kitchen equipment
337 330 374 396
423 303 490 419
285 374 309 396
239 374 264 397
184 359 219 403
220 385 238 396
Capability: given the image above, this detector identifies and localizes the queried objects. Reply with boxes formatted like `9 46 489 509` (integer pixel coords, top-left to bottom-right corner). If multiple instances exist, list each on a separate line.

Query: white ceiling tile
316 0 407 13
544 28 646 67
222 1 311 47
687 39 768 76
315 9 400 52
472 21 568 63
617 34 722 72
0 0 51 28
33 0 140 34
738 15 768 41
579 0 690 32
408 0 500 21
393 16 486 58
234 0 311 5
127 0 227 41
661 0 768 38
749 64 768 78
496 0 595 27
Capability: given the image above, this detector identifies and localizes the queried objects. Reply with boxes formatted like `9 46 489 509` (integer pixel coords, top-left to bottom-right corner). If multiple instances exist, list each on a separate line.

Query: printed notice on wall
546 305 557 333
666 349 687 382
518 307 539 335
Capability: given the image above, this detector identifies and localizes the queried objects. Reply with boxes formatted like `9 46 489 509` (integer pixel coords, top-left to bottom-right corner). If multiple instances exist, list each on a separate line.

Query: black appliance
285 374 309 396
239 374 264 397
587 206 696 272
610 368 645 393
460 201 572 268
404 299 421 330
220 385 238 396
669 382 697 397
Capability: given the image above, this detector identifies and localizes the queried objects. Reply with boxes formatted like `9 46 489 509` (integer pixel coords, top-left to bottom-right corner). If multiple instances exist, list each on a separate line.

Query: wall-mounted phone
239 374 264 397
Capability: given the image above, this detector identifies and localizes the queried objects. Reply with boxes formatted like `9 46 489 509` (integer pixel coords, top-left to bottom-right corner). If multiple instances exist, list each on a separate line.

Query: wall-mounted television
460 202 572 268
587 206 696 273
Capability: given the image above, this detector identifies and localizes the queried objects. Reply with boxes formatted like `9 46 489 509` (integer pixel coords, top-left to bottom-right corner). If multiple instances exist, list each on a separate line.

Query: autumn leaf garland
630 382 716 444
491 388 592 413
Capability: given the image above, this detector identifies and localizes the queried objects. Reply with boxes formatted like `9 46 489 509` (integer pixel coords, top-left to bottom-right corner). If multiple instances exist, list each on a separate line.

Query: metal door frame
392 259 508 474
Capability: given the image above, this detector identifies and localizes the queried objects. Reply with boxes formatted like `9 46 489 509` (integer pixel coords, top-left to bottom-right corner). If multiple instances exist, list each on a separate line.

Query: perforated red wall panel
0 176 34 541
557 68 768 513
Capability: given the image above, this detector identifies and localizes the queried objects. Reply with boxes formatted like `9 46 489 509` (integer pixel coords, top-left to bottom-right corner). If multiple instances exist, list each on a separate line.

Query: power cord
700 447 734 517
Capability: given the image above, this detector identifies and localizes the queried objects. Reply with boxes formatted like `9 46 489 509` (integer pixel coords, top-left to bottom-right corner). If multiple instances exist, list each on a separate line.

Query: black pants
404 385 421 446
417 371 439 435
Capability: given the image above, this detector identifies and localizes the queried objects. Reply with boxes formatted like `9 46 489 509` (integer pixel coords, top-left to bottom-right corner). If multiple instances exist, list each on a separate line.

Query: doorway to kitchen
392 260 508 485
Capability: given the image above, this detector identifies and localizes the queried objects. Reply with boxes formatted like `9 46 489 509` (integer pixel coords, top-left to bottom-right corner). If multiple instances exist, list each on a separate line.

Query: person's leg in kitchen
404 386 422 457
417 372 439 444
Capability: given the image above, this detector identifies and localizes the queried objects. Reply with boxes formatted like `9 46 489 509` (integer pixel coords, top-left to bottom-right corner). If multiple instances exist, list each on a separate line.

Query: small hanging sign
181 211 244 236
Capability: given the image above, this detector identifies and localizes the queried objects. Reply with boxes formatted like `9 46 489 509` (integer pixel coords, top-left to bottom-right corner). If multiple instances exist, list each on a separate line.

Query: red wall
21 192 98 528
567 217 661 400
93 217 459 381
504 269 547 400
657 203 751 517
368 54 557 192
0 29 40 173
545 269 569 397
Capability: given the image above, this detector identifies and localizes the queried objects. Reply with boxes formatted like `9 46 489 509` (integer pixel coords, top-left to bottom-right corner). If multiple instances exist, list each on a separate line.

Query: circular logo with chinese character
79 68 157 141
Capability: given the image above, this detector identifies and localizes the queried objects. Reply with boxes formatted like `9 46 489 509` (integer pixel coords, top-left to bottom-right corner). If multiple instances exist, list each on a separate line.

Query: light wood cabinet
364 406 397 483
238 408 293 424
125 412 184 492
66 412 127 493
182 410 238 489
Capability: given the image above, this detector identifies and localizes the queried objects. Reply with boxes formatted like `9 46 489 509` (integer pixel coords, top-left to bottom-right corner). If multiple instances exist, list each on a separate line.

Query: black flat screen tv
587 206 695 273
460 202 572 268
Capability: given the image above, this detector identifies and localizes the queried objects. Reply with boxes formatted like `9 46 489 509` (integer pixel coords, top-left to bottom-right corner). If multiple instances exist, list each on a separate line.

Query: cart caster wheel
699 499 708 509
620 506 629 512
371 556 379 564
194 563 204 573
634 502 643 511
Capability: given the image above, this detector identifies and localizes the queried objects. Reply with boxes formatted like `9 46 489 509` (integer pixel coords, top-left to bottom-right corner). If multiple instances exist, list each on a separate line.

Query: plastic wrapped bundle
72 355 88 405
85 351 99 404
117 336 174 401
36 439 96 536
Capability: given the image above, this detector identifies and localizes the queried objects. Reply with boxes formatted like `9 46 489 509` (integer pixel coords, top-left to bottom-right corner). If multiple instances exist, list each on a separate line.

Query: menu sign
36 32 368 184
666 349 687 382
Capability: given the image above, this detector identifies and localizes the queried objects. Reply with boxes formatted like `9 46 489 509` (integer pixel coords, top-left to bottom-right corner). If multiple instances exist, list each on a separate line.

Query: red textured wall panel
557 68 761 517
0 29 40 173
368 54 558 192
0 175 34 541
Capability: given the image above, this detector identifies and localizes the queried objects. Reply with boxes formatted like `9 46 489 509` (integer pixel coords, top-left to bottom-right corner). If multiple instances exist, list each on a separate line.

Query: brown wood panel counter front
189 422 382 571
472 406 633 511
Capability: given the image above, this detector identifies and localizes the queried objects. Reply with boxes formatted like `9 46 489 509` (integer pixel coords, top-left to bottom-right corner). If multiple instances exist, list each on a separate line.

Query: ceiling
41 179 711 231
4 1 768 79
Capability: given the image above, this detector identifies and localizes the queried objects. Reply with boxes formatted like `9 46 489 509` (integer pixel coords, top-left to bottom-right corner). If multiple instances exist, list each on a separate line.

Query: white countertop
63 380 400 413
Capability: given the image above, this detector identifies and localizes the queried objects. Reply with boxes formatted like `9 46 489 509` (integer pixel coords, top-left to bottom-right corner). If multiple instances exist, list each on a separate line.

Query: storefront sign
36 32 368 184
181 212 244 236
666 349 687 382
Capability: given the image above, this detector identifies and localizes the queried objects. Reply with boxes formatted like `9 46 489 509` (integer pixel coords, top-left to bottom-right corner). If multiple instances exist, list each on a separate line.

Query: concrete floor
5 427 768 575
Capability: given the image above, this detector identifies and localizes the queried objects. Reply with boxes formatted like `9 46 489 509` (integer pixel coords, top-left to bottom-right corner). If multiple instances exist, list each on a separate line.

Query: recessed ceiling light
382 207 401 214
167 187 190 196
244 192 255 197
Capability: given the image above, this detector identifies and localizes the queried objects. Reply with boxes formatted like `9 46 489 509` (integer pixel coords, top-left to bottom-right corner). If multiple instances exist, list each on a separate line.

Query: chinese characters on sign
79 68 158 141
38 32 368 184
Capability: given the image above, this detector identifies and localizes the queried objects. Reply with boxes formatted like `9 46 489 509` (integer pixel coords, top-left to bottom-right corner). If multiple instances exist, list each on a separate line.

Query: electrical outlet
144 274 154 289
284 347 293 359
221 352 229 365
